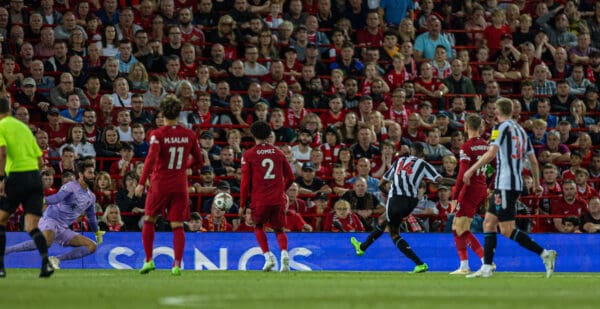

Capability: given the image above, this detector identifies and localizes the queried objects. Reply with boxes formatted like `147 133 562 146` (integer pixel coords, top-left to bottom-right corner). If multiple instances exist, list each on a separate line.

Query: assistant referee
0 97 53 278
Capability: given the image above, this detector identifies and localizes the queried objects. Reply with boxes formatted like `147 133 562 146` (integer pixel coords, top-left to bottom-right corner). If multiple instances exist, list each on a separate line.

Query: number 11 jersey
139 125 202 193
240 143 295 208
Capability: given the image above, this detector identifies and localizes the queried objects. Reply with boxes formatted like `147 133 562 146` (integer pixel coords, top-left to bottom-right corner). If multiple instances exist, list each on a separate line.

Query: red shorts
252 204 286 230
145 189 190 222
455 186 487 218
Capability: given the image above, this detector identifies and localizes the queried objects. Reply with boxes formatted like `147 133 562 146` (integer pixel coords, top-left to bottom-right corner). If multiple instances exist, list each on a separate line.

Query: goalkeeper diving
5 162 104 269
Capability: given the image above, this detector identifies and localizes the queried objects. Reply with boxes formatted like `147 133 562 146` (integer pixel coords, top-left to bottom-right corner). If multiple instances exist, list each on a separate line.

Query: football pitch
0 270 597 309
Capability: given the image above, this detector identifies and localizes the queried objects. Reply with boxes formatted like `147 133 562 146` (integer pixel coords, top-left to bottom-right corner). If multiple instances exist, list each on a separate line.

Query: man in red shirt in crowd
552 180 588 233
240 121 295 272
135 94 203 276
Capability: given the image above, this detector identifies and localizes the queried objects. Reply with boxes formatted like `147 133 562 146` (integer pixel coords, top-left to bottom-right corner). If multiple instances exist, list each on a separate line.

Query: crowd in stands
4 0 600 234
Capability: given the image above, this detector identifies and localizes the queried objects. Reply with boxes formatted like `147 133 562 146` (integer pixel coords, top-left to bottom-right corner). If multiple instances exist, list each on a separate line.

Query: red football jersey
139 125 203 193
240 143 295 208
453 137 489 200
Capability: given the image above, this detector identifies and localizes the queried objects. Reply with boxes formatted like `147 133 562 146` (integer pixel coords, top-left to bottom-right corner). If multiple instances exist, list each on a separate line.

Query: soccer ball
214 192 233 211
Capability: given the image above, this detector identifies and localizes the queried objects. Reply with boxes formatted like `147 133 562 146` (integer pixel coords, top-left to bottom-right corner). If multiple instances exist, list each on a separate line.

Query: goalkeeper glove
95 231 106 245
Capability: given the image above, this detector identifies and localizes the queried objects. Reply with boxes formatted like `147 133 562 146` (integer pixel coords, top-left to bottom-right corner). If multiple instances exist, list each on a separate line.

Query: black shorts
386 195 418 227
487 189 521 222
0 170 44 217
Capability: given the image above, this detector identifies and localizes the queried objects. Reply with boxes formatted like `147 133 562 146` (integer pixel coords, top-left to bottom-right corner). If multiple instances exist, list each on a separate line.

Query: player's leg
167 193 191 276
20 173 53 277
496 191 556 278
450 215 472 274
140 190 163 274
251 206 275 271
5 228 55 254
50 233 96 269
387 198 427 272
139 215 157 274
351 203 388 256
271 204 289 272
169 221 185 276
467 195 499 278
0 208 11 277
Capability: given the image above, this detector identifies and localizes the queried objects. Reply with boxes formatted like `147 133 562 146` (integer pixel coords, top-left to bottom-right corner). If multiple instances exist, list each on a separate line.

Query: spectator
95 125 122 170
59 124 96 158
552 180 588 233
550 80 576 113
94 171 115 212
536 9 577 47
143 75 166 109
566 99 596 128
567 64 593 96
420 127 452 161
116 171 145 231
330 42 364 77
115 7 142 42
581 196 600 233
341 176 384 231
115 108 133 142
203 195 234 232
414 15 453 63
347 158 380 196
99 204 125 232
533 98 558 128
131 124 149 158
185 212 205 232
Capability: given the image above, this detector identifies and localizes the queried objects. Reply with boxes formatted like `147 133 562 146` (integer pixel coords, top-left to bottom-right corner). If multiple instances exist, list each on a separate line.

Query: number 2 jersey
452 136 489 200
139 125 203 193
240 143 294 208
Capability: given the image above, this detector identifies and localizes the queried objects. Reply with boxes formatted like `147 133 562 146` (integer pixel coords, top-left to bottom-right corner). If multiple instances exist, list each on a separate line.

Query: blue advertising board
3 232 599 272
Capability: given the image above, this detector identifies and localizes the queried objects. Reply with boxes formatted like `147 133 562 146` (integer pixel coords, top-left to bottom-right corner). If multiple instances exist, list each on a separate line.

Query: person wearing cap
295 161 331 195
199 130 221 162
311 191 330 231
556 120 578 145
303 42 328 76
202 180 239 217
14 77 50 122
291 126 313 162
584 84 600 114
193 165 217 194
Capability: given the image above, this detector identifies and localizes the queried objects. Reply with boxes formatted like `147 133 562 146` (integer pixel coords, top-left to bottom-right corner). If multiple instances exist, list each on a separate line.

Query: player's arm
44 189 73 205
435 176 457 187
0 146 5 196
85 203 99 233
464 145 498 185
283 156 295 190
135 135 159 196
527 150 543 195
452 158 470 200
239 155 251 216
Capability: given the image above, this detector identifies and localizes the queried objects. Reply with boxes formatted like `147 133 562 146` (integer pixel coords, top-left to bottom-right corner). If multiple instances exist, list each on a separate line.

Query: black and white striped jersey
490 119 534 191
383 156 441 198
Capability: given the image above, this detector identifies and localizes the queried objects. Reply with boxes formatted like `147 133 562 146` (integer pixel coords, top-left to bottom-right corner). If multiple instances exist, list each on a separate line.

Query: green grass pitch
0 270 597 308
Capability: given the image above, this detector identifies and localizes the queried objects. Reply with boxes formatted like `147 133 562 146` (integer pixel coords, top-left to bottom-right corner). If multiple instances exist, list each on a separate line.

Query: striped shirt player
350 143 455 273
464 98 556 278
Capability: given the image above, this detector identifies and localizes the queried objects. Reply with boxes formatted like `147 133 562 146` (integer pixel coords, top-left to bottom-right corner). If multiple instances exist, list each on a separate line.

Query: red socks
275 231 288 251
463 231 484 258
142 221 155 263
453 231 468 260
254 225 269 253
172 226 185 267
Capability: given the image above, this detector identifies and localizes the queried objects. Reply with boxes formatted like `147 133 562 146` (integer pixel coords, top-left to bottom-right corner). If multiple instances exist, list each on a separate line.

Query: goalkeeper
5 162 104 269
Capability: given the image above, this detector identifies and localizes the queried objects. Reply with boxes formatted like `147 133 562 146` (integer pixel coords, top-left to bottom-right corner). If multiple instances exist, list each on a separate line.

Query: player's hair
466 114 482 131
496 98 513 116
160 94 183 120
0 97 9 114
250 121 272 140
77 161 95 176
410 142 426 159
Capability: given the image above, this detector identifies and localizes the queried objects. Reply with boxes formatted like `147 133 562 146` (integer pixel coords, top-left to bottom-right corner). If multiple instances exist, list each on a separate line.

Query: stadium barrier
4 232 599 272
